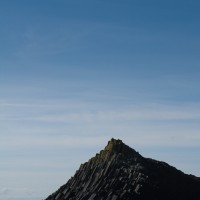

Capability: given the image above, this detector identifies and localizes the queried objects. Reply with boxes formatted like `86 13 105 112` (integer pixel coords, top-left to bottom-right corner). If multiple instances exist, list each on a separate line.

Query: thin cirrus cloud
1 101 200 122
0 186 36 200
34 105 200 122
1 101 200 148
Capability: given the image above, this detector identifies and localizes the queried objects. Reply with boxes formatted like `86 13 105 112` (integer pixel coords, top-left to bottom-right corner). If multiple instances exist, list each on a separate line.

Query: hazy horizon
1 0 200 199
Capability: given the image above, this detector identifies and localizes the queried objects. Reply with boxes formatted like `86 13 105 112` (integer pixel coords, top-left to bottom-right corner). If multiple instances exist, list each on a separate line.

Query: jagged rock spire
105 138 127 152
104 138 139 155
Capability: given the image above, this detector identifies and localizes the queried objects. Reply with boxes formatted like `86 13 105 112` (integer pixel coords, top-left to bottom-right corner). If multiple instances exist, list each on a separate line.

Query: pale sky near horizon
1 0 200 199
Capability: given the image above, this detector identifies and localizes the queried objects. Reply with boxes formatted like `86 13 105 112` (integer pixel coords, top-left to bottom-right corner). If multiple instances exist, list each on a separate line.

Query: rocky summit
45 138 200 200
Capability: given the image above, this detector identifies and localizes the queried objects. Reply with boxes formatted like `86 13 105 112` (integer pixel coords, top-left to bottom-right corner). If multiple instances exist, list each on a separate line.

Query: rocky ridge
45 138 200 200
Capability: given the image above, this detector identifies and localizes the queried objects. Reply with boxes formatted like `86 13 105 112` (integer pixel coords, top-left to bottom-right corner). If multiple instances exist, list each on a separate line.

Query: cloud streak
0 186 36 199
1 101 200 122
1 101 200 147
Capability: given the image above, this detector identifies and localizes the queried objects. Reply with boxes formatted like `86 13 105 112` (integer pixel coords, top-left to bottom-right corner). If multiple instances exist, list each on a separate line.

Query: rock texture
45 138 200 200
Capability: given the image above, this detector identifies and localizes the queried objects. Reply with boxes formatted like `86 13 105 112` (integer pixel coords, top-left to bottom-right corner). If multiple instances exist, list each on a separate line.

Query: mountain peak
45 138 200 200
103 138 140 158
105 138 124 151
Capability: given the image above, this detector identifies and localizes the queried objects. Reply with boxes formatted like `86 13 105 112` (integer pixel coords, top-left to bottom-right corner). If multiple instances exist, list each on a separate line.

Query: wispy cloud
1 101 200 147
1 101 200 121
34 106 200 122
0 186 36 199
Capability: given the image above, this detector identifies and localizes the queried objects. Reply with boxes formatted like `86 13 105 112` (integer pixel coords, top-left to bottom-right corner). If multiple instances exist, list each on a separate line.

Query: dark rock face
45 138 200 200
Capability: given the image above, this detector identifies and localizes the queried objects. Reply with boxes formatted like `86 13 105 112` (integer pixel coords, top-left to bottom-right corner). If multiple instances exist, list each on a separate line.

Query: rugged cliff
45 138 200 200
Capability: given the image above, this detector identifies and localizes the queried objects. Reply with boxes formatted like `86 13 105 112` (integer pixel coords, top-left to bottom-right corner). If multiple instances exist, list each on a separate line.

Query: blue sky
1 0 200 199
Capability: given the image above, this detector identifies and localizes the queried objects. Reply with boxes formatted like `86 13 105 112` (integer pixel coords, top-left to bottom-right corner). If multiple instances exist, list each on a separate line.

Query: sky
1 0 200 199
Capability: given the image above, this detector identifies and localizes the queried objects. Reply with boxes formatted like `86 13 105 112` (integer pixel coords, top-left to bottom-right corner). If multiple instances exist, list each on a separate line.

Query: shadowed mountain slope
45 138 200 200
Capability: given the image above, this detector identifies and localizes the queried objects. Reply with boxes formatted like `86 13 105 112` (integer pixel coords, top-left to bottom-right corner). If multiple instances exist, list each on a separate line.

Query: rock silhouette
45 138 200 200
